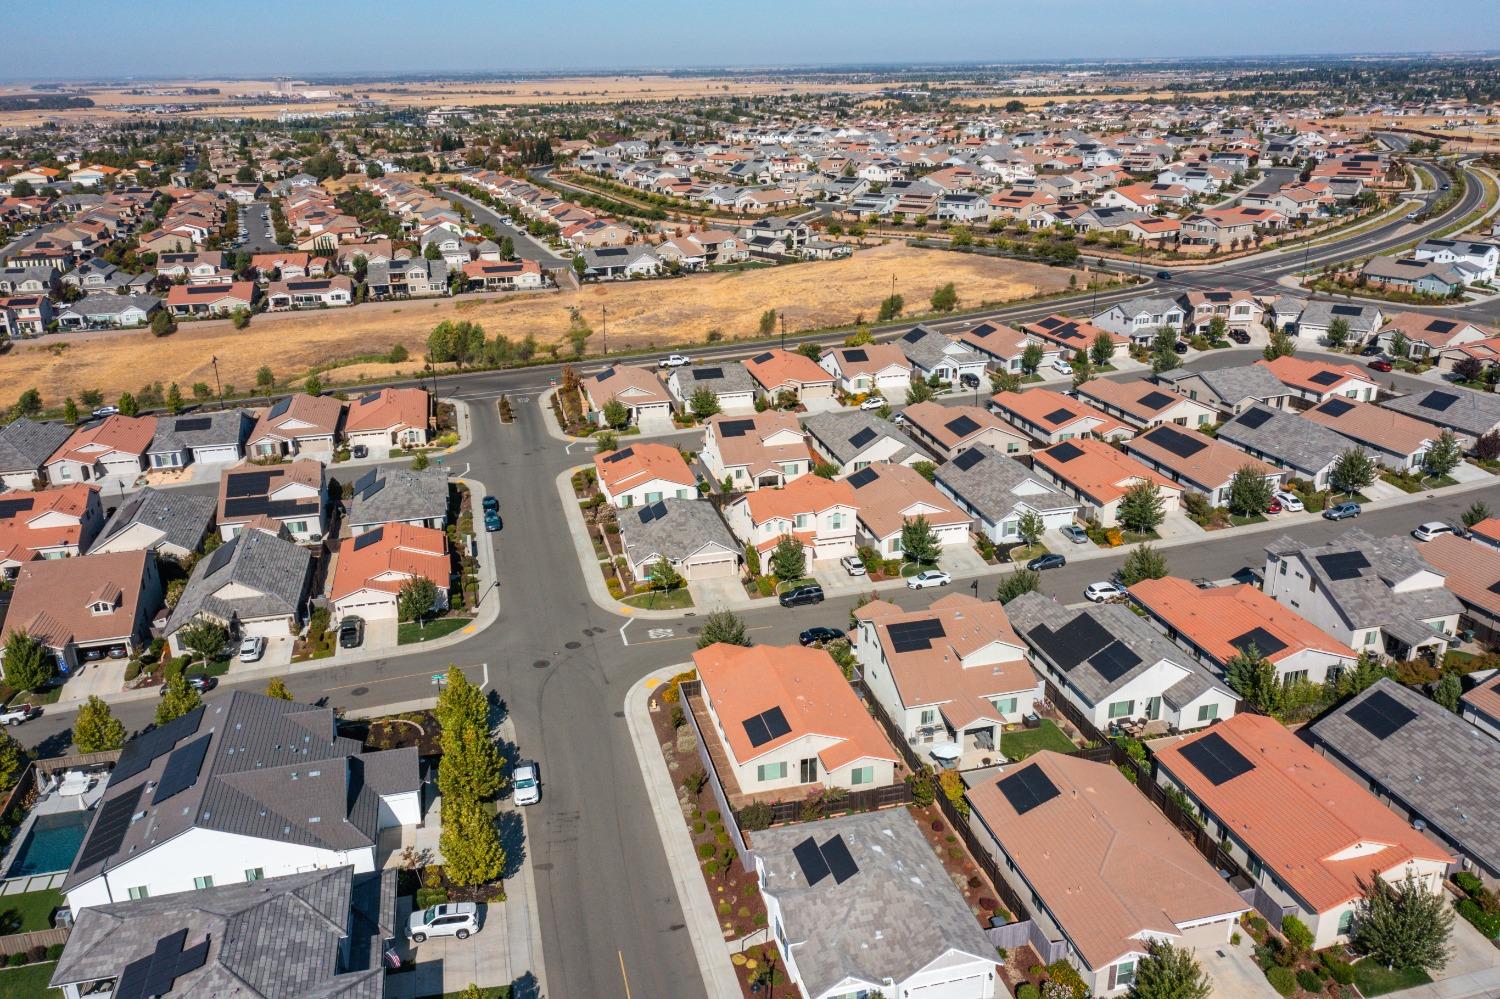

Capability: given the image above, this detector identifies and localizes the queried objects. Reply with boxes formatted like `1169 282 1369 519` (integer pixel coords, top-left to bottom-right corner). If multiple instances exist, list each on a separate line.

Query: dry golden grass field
0 244 1080 403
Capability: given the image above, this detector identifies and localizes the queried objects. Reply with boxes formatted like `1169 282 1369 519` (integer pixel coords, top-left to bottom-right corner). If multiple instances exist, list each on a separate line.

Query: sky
8 1 1499 79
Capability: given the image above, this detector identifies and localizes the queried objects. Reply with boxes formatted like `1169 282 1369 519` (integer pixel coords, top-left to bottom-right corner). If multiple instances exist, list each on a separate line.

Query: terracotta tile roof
1463 671 1500 728
1380 311 1494 349
343 387 428 434
47 415 157 465
1075 377 1206 422
1301 397 1436 456
744 348 835 391
593 442 695 492
743 473 854 523
967 752 1248 970
1257 356 1374 396
991 388 1132 439
329 524 449 601
958 320 1031 359
1415 533 1500 619
1021 314 1127 351
849 463 969 541
1129 576 1356 666
0 549 150 649
586 366 671 408
693 642 897 772
1031 438 1179 506
900 402 1016 450
707 411 810 475
1125 425 1279 489
0 484 98 562
1155 713 1453 914
1469 517 1500 547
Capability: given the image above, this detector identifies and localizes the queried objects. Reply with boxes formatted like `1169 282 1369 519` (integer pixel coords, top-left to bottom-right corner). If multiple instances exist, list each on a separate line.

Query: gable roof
329 524 448 602
932 445 1075 523
1216 404 1362 474
0 549 150 649
0 417 72 472
343 387 428 434
1130 576 1356 666
803 410 921 465
1030 437 1178 506
1379 384 1500 438
743 348 834 391
346 467 448 528
48 415 158 465
92 486 214 555
593 442 695 493
164 528 311 634
616 496 737 564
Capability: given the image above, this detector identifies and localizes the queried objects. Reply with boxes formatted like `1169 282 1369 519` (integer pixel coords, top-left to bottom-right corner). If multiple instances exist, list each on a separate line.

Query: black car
339 616 365 649
1155 270 1172 280
799 626 844 646
482 496 500 513
1173 340 1189 355
1360 344 1383 357
779 584 825 608
351 444 368 459
1229 329 1251 344
959 373 981 389
1027 553 1067 571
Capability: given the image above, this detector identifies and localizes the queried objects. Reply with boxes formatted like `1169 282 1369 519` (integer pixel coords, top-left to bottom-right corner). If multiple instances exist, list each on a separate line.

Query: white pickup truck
658 354 690 369
0 703 41 727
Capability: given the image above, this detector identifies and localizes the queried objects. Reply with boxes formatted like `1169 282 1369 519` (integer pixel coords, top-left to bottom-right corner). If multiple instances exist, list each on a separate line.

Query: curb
622 668 743 999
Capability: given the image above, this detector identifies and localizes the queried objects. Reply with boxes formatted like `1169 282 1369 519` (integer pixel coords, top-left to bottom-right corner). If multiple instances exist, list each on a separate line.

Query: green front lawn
397 617 474 645
621 589 695 610
0 962 60 999
775 577 818 592
1008 543 1048 563
187 656 232 678
1379 471 1458 493
0 888 62 934
1000 719 1077 762
1351 961 1432 997
1228 512 1267 527
1119 529 1160 544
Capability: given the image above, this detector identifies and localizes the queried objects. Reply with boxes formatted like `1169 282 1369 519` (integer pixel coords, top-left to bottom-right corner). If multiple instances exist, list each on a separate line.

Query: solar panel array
842 348 868 362
1138 390 1176 411
226 470 273 498
1316 551 1369 581
1234 408 1274 431
1149 426 1207 459
952 448 985 471
945 415 981 438
602 447 634 463
1026 614 1114 672
172 417 212 432
359 391 381 405
113 707 205 783
1091 641 1143 682
1228 626 1288 659
887 618 946 653
1420 391 1459 413
114 928 211 999
902 328 926 344
1428 320 1456 335
1178 732 1254 786
352 526 385 551
848 427 878 450
151 734 213 805
267 397 292 420
846 467 878 489
791 834 859 886
201 540 236 578
998 764 1060 816
1331 305 1364 317
0 497 37 519
752 352 775 364
223 496 319 520
1042 407 1075 426
1308 371 1342 387
76 785 144 870
691 367 723 381
718 419 754 438
1318 398 1355 418
1347 689 1417 740
742 705 792 748
1047 441 1084 463
821 835 858 884
637 501 669 524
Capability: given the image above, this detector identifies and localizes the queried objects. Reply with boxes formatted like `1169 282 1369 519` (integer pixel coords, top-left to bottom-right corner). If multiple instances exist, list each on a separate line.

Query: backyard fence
0 928 68 959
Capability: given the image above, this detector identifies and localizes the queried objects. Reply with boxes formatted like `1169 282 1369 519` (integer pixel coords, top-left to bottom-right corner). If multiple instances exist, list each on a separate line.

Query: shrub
739 800 773 831
46 943 64 960
1045 960 1088 999
7 953 24 967
705 810 721 824
1298 968 1326 993
1458 897 1500 938
1455 871 1484 897
1321 952 1355 985
1266 965 1296 997
1018 986 1040 999
125 659 142 681
697 842 716 860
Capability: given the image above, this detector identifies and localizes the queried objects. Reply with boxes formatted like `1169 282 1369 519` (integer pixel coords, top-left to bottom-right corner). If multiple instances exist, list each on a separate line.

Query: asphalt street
441 188 571 268
236 201 282 253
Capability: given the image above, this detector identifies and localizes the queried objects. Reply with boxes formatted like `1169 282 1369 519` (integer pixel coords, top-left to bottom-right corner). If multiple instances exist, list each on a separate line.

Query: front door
1146 696 1162 721
799 758 818 784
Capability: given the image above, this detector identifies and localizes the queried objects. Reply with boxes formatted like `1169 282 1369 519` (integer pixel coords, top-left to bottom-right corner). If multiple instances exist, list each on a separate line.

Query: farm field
0 244 1083 403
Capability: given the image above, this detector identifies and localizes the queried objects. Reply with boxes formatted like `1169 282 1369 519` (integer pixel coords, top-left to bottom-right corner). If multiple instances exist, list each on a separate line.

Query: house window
1198 703 1219 723
57 465 72 481
890 536 902 554
919 708 937 726
830 513 844 530
676 489 692 499
756 762 787 782
852 461 869 471
1282 669 1308 687
1364 632 1377 646
1108 700 1135 719
780 463 799 476
850 766 875 786
794 514 810 529
799 758 818 784
194 876 214 890
128 886 149 900
645 492 663 504
245 868 264 882
991 697 1018 716
1006 441 1019 453
1113 959 1137 989
285 521 308 535
1337 909 1355 935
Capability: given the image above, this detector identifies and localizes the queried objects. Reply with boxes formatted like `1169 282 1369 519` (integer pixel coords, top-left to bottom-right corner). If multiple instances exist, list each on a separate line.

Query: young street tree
1423 430 1461 479
1224 644 1282 715
265 677 294 701
1227 465 1275 517
1120 543 1169 585
649 556 684 593
1353 871 1454 974
1331 448 1377 496
900 515 941 565
156 673 203 726
1117 481 1166 535
1016 510 1045 548
397 576 440 623
439 795 507 887
996 570 1041 605
438 723 504 802
1020 342 1044 376
1090 331 1116 368
1263 329 1297 360
1462 501 1493 528
1 631 53 692
178 618 229 663
72 695 126 753
1326 316 1351 350
769 535 806 583
689 387 721 421
1126 940 1213 999
905 377 935 405
697 609 750 648
602 399 630 430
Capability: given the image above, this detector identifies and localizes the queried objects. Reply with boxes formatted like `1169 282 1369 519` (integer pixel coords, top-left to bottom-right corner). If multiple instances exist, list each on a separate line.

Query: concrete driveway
689 575 750 612
1198 934 1281 999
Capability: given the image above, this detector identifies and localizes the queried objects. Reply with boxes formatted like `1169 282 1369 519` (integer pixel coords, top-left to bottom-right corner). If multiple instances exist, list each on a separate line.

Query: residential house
1296 302 1384 345
581 245 661 280
342 387 430 453
263 276 354 310
934 446 1079 545
753 810 1002 999
0 417 71 490
146 409 251 470
1256 356 1379 405
1308 679 1500 887
899 402 1029 460
895 326 988 386
462 258 544 292
1130 576 1358 687
162 527 312 654
55 293 160 330
1182 288 1264 335
1415 532 1500 649
45 415 157 484
1181 206 1286 246
666 363 759 414
817 344 913 398
1007 591 1237 732
701 411 812 490
1215 404 1366 490
1021 314 1126 359
593 443 697 508
1300 396 1438 471
959 320 1051 373
803 410 924 474
1156 364 1292 419
1263 528 1462 661
88 488 215 562
1462 672 1500 742
1379 384 1500 445
1154 714 1452 949
744 349 837 405
365 257 448 299
1030 438 1182 528
848 462 971 558
0 549 161 671
0 295 53 336
855 593 1041 766
1074 378 1218 431
1361 257 1467 298
216 460 326 543
724 474 858 566
164 281 256 318
345 467 450 536
582 366 674 428
330 524 450 625
1090 295 1186 342
246 394 343 461
0 484 105 574
616 497 740 582
62 692 420 910
966 753 1248 996
1412 239 1500 284
990 389 1134 445
1377 311 1495 363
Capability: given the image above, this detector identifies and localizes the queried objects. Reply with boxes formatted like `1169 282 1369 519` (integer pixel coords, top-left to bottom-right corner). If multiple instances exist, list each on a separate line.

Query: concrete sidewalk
623 668 743 999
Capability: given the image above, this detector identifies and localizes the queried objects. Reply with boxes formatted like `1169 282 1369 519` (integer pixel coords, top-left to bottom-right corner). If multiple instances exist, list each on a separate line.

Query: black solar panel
691 367 723 380
113 707 205 783
998 764 1060 816
1091 641 1142 682
1233 408 1274 430
822 834 858 884
201 539 235 578
359 391 381 405
1316 551 1369 581
1149 426 1207 459
762 706 791 740
352 526 385 550
0 497 36 519
1420 391 1459 413
225 470 272 498
842 348 868 362
846 467 878 489
1027 615 1114 671
1178 732 1255 786
352 467 377 498
718 419 754 438
1317 398 1355 418
76 785 144 870
1139 390 1176 410
945 415 981 437
637 501 668 524
793 836 831 886
1427 320 1456 335
602 446 634 463
888 618 946 653
743 713 773 748
1048 441 1084 463
1347 689 1417 740
172 417 211 432
114 927 209 999
1308 370 1342 387
152 733 212 805
848 427 878 450
1331 305 1363 317
902 327 927 344
1228 626 1288 659
752 351 775 364
267 397 291 419
1042 407 1075 425
952 448 985 471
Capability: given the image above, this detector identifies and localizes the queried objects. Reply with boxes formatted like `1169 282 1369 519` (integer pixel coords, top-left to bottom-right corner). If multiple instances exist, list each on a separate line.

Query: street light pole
780 313 786 351
601 304 608 356
211 355 224 411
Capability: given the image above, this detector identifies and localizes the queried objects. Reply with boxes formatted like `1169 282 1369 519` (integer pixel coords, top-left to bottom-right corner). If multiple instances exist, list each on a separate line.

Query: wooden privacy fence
0 928 67 959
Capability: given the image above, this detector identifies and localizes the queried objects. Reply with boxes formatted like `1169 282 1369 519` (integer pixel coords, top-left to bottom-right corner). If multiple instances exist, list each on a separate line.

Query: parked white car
1412 521 1455 542
1273 490 1304 513
858 396 885 411
408 903 479 943
907 569 952 589
238 636 267 663
840 554 867 576
513 762 540 806
658 353 690 368
1050 358 1073 375
1085 581 1127 603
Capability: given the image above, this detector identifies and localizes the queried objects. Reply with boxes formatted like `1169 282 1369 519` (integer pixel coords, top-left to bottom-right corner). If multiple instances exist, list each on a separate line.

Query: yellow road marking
618 950 633 999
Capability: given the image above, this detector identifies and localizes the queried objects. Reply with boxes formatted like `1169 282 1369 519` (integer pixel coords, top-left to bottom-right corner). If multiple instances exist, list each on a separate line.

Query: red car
1368 358 1394 372
1266 499 1283 514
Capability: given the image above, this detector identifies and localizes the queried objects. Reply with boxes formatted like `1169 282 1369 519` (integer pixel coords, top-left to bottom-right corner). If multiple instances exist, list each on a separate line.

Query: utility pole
779 313 786 351
211 355 223 410
601 304 608 356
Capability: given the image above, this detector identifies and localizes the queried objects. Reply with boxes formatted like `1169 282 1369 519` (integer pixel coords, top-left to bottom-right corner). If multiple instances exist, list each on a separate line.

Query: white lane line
619 618 634 646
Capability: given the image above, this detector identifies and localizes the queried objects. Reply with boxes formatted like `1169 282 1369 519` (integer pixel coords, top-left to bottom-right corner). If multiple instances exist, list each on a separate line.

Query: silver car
513 763 540 806
408 902 479 943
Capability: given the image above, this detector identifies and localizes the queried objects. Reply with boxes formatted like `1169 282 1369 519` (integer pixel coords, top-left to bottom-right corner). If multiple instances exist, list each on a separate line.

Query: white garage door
905 973 987 997
336 598 397 622
241 616 293 638
934 524 971 546
687 556 737 580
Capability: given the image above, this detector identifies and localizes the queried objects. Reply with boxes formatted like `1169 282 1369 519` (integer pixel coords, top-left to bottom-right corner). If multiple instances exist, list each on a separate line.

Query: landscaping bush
697 843 716 860
1458 898 1500 939
1298 968 1326 993
1321 952 1355 985
1455 871 1484 896
1018 986 1040 999
7 953 24 967
739 800 773 831
27 945 45 964
1266 965 1296 996
125 659 142 681
1045 960 1088 999
47 943 64 960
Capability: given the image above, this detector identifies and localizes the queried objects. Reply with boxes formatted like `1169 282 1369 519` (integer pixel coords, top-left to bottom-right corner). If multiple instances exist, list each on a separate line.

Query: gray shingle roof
52 864 395 999
933 445 1076 524
1159 363 1288 408
149 409 251 455
616 497 737 565
678 362 756 396
802 410 921 464
164 528 311 634
897 325 986 373
0 416 71 473
91 486 214 555
1308 679 1500 876
1216 404 1360 476
346 467 449 528
1298 301 1382 334
753 811 998 998
1380 384 1500 438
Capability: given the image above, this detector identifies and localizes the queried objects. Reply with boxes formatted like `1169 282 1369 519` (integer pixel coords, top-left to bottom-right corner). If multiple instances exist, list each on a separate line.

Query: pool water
9 810 92 878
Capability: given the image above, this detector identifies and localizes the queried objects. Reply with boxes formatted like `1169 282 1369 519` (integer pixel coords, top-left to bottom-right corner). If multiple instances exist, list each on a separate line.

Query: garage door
935 524 970 546
241 617 294 638
336 598 396 621
687 556 737 580
906 973 987 997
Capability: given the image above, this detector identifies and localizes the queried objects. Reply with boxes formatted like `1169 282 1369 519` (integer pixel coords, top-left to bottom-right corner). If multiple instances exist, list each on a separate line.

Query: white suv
513 763 540 806
840 554 867 576
1273 490 1304 513
408 902 479 943
238 636 267 663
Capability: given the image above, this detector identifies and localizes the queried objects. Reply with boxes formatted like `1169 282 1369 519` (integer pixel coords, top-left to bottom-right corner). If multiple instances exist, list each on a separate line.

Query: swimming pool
8 810 92 878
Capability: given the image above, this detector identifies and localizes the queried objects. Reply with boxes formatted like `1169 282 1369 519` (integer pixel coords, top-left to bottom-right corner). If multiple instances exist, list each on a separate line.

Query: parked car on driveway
1273 490 1304 512
1360 344 1383 357
339 615 365 649
1051 358 1073 375
351 444 368 459
799 626 844 646
1060 524 1089 545
1266 498 1283 514
858 396 885 411
1323 502 1361 521
907 569 952 589
778 584 824 608
1084 581 1126 603
238 636 266 663
408 902 479 943
1412 521 1455 542
840 554 866 576
1229 329 1251 344
512 763 540 806
1027 553 1067 571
